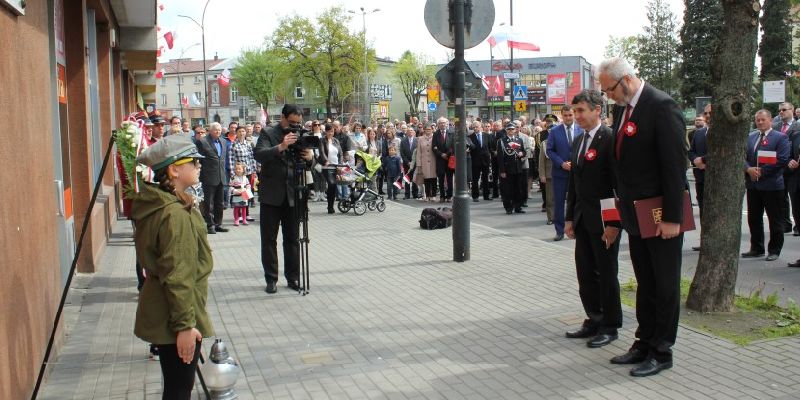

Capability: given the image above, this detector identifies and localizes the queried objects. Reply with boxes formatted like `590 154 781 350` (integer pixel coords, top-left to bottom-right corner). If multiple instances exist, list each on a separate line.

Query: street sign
513 85 527 100
515 101 527 112
435 59 481 101
427 86 440 103
503 72 520 80
424 0 495 49
428 102 438 112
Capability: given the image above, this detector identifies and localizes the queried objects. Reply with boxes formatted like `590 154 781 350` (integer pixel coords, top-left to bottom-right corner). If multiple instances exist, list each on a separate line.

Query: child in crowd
230 162 252 226
384 146 402 200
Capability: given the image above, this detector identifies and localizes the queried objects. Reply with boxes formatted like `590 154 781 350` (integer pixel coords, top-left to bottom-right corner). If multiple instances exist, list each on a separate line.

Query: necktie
577 134 589 166
782 123 789 134
567 125 573 147
478 133 483 148
615 105 633 160
755 132 765 153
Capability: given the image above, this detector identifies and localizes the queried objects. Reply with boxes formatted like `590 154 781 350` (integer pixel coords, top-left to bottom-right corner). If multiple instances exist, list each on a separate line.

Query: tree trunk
685 0 760 312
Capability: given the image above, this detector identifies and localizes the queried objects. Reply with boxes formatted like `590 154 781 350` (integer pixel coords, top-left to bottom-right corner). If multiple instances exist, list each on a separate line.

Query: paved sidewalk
41 199 800 399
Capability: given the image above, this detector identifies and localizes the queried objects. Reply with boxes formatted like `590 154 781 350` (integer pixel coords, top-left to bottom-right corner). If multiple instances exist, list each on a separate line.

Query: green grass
620 278 800 345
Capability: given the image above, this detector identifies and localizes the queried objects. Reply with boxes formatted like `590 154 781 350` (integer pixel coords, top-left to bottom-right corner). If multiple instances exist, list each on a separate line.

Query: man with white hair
598 57 688 377
432 117 455 202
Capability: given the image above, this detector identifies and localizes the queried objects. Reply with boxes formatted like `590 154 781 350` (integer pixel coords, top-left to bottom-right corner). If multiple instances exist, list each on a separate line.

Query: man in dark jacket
497 123 527 214
432 117 455 202
399 127 419 199
196 122 229 234
254 104 316 294
469 121 492 201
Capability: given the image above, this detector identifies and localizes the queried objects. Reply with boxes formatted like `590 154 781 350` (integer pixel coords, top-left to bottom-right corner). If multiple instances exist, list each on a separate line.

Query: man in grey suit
196 122 229 234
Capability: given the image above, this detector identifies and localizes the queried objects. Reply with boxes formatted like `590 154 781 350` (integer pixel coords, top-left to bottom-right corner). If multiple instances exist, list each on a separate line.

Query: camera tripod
292 155 311 296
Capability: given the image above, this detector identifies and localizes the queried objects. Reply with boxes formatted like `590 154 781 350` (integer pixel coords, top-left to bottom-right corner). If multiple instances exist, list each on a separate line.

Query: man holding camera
254 104 316 294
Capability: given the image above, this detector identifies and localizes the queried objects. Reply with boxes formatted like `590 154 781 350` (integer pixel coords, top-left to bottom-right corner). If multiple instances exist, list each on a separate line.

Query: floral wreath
115 114 154 195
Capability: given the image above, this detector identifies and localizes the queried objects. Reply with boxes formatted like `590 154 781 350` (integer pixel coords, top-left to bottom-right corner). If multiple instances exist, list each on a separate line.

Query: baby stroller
335 150 385 215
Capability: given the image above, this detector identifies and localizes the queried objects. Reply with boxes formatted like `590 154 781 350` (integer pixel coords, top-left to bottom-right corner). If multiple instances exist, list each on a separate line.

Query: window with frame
160 77 167 86
230 86 238 104
295 86 304 99
194 75 203 84
211 83 220 105
160 93 167 106
194 91 202 104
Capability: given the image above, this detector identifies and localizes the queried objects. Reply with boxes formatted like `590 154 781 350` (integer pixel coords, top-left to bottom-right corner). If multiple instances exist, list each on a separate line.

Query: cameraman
254 104 317 294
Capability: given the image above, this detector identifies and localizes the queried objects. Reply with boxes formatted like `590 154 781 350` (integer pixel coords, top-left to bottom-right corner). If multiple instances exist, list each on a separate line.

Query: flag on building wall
191 93 202 106
487 28 539 52
155 68 165 79
218 68 231 86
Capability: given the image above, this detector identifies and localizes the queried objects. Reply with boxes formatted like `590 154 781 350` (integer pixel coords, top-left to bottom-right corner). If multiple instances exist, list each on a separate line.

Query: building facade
0 1 158 398
434 56 595 121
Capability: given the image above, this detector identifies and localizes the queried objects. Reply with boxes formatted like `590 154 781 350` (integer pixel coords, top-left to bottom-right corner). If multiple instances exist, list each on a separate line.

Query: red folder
633 191 696 239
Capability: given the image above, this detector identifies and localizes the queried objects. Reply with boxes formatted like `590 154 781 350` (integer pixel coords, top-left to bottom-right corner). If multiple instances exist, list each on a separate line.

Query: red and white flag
600 198 621 223
158 3 165 11
488 28 539 52
508 142 520 150
393 177 403 190
757 150 777 165
403 174 411 184
480 74 490 91
163 31 176 50
155 68 165 79
218 68 231 86
156 45 164 58
260 104 268 125
181 95 188 107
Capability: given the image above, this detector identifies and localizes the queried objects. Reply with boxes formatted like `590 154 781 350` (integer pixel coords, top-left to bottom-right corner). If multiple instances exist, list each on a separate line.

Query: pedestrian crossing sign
513 85 527 100
515 100 527 112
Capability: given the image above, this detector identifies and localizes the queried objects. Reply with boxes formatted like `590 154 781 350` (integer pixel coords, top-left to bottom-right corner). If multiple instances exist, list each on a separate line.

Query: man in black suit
469 121 492 201
688 104 711 252
488 121 503 198
788 124 800 242
599 58 688 377
432 117 455 202
254 104 316 294
564 89 622 349
196 122 229 234
399 127 419 199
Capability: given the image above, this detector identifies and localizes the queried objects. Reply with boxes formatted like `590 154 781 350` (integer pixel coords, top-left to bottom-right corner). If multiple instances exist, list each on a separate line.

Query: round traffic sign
424 0 495 50
428 102 438 112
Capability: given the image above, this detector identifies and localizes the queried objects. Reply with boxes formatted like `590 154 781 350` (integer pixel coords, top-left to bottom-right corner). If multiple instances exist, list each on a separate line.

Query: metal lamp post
179 0 212 125
348 7 379 124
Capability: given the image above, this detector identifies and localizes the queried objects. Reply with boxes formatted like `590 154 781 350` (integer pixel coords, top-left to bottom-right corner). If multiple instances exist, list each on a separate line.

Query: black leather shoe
265 281 277 294
587 333 618 348
691 246 701 251
787 260 800 268
565 326 597 339
215 226 229 233
483 197 492 201
506 210 513 215
207 228 217 235
610 348 648 365
553 234 564 241
521 203 529 207
287 280 303 291
629 358 672 377
473 198 479 202
546 220 553 225
794 231 800 237
766 254 780 262
741 250 765 258
514 208 526 214
327 208 335 214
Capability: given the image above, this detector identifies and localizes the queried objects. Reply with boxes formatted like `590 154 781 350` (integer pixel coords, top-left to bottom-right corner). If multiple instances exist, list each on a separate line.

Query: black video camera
282 124 321 151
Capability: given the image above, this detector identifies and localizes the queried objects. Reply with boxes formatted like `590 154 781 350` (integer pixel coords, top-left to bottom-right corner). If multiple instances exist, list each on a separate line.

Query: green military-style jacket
131 183 214 344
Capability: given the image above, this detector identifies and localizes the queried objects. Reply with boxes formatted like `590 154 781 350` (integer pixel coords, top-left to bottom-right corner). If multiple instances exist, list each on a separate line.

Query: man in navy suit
546 106 584 241
432 117 454 202
772 102 798 233
742 110 791 261
399 127 418 199
688 104 711 251
599 58 688 377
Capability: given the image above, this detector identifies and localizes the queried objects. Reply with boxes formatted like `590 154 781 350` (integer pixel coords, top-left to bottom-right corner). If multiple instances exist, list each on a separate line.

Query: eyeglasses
780 108 791 112
602 77 624 94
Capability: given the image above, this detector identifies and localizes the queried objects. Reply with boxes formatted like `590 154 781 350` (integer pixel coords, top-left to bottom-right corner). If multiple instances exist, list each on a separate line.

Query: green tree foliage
759 0 793 80
268 6 375 119
232 47 284 109
603 35 639 60
678 0 723 107
392 51 436 118
633 0 681 97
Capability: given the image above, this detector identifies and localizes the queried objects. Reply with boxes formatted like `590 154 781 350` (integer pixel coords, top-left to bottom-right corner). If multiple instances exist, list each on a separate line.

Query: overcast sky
158 0 685 66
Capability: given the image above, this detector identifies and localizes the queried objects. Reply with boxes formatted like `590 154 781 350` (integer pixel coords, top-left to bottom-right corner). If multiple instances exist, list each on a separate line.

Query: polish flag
181 95 188 107
158 3 165 11
163 31 176 50
155 68 165 79
757 150 777 165
402 174 411 184
157 45 164 57
508 142 520 150
218 68 231 86
488 28 539 52
601 198 621 223
393 177 403 190
260 104 268 125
